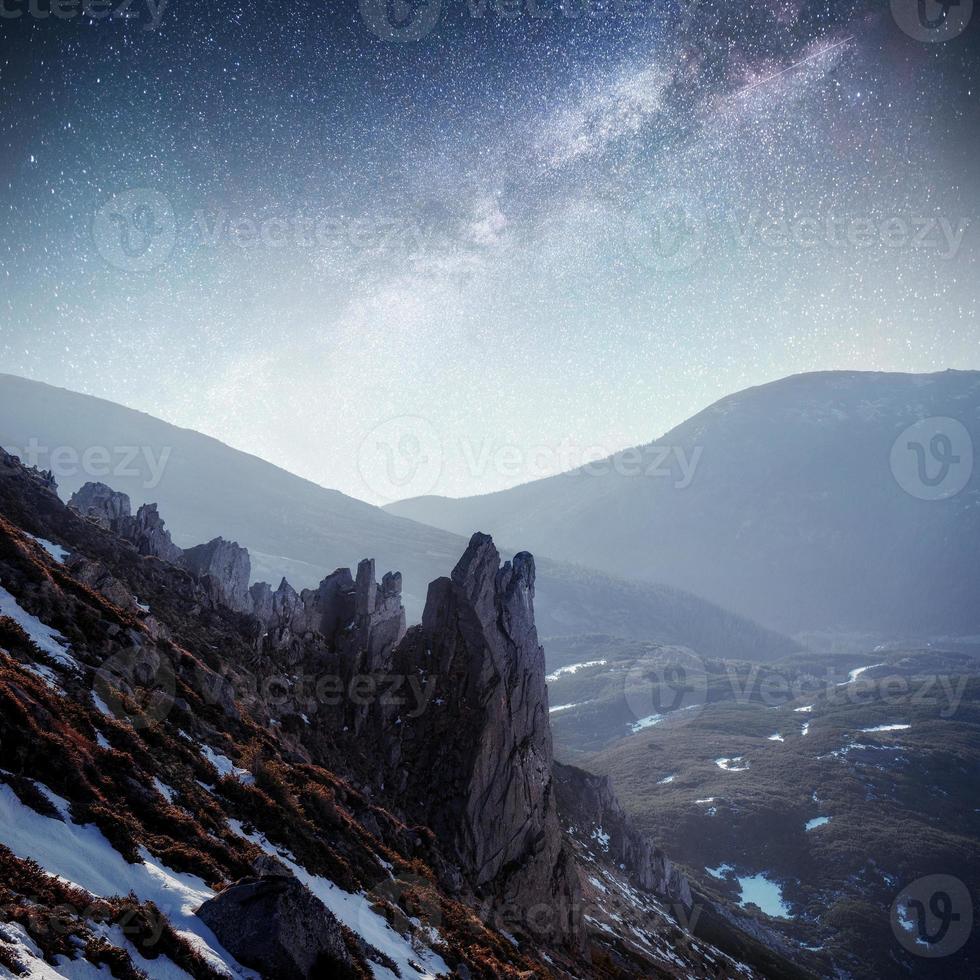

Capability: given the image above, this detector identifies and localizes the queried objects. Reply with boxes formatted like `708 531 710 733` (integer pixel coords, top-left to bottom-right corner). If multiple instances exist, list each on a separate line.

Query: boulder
196 875 355 979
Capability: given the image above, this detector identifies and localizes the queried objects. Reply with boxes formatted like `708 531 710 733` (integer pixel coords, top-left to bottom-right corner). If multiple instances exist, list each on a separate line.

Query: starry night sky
1 0 978 502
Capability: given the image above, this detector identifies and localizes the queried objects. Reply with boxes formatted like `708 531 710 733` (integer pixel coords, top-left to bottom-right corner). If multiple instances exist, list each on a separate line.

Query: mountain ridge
385 369 980 635
0 373 798 663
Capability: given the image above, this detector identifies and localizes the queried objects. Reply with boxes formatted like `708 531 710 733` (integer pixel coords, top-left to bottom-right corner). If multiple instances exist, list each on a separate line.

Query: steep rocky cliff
0 450 786 979
380 534 582 946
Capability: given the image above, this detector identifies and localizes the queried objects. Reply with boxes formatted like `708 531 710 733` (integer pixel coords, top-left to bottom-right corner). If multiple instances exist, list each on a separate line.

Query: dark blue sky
1 0 977 502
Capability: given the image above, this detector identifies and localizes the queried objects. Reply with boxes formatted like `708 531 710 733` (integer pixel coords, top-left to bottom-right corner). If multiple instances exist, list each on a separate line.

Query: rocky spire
388 533 581 946
130 503 183 563
308 568 357 639
352 559 406 671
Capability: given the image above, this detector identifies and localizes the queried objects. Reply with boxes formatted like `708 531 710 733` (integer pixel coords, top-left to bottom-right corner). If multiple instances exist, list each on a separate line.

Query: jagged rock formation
351 559 406 672
0 451 784 979
196 875 356 979
182 536 252 613
68 481 132 531
383 533 582 946
554 762 692 908
129 502 183 563
68 483 181 563
60 483 687 942
249 562 406 665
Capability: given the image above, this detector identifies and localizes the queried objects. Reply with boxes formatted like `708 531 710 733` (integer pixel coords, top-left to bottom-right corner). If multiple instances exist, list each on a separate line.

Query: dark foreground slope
0 372 797 661
0 449 802 979
388 370 980 635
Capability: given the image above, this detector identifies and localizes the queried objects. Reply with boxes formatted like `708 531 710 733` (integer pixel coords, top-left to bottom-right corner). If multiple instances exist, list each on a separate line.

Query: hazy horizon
2 3 978 504
5 363 978 507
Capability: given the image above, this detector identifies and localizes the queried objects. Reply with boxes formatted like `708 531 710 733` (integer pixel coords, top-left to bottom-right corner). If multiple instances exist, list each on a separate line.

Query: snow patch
549 701 591 714
0 585 78 672
842 663 884 685
153 777 177 804
631 713 664 732
26 534 69 564
715 757 750 772
200 746 254 785
545 659 607 682
0 782 258 978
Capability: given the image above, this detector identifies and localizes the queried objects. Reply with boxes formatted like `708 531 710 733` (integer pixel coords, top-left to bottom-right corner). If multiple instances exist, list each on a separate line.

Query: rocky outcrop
351 559 406 671
306 567 357 640
68 482 131 531
553 762 693 908
68 483 182 563
129 503 183 563
182 537 251 613
384 533 582 946
251 562 406 669
69 557 140 613
252 576 325 656
69 483 248 606
196 875 355 979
